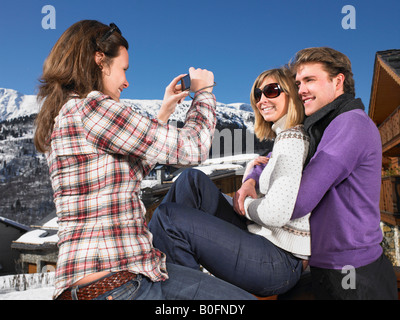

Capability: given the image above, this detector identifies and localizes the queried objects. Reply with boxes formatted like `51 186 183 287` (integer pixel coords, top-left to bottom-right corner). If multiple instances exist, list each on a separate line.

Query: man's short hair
291 47 355 97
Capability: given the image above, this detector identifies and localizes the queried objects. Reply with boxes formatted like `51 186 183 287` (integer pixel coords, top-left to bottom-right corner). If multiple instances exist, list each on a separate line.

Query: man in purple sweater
290 47 397 299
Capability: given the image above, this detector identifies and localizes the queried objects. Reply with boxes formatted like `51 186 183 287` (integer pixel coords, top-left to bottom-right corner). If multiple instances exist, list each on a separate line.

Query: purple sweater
292 109 383 269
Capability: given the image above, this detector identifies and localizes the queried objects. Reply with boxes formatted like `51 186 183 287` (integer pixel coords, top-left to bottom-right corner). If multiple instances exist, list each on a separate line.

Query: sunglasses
254 83 285 101
100 23 122 42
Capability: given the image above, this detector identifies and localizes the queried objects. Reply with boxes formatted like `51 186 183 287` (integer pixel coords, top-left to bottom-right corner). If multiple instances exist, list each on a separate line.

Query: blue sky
0 0 399 112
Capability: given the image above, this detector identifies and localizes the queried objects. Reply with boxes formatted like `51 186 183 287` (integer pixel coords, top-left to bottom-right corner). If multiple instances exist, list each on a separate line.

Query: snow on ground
0 286 54 300
0 272 55 300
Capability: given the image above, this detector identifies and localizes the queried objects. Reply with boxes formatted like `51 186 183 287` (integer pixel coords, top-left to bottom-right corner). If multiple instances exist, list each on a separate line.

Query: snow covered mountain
123 99 256 133
0 88 255 132
0 88 40 122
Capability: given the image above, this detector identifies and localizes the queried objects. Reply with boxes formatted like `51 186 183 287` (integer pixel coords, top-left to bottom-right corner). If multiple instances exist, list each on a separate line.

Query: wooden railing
380 175 400 225
379 105 400 148
381 176 400 214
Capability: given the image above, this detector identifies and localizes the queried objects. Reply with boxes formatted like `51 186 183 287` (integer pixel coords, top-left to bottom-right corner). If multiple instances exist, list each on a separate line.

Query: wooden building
368 49 400 273
369 50 400 221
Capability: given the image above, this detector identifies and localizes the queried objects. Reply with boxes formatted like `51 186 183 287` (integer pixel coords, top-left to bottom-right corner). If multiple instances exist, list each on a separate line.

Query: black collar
303 93 365 166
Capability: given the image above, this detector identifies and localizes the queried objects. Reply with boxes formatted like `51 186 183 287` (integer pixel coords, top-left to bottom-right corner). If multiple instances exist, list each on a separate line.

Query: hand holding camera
158 67 215 123
186 67 215 94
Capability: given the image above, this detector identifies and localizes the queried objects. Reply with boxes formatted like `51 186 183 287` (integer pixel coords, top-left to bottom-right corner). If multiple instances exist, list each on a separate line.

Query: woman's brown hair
250 67 304 141
34 20 129 153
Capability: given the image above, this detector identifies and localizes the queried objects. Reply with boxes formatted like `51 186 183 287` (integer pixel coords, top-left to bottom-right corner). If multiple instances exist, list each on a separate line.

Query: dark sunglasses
254 83 285 101
100 23 122 42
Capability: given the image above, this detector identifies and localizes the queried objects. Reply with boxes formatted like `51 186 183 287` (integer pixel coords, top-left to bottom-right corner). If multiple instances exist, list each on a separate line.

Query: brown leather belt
57 271 137 300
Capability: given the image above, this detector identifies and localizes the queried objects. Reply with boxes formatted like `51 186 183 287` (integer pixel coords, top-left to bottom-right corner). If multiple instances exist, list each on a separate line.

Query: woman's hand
189 67 214 93
158 74 190 123
157 67 214 124
233 179 257 216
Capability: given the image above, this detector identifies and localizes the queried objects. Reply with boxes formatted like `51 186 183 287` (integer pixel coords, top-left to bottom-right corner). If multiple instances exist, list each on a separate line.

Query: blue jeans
149 168 303 296
91 263 255 300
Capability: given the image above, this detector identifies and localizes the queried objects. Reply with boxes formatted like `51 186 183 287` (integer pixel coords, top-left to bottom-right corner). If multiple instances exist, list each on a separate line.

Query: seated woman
149 67 311 297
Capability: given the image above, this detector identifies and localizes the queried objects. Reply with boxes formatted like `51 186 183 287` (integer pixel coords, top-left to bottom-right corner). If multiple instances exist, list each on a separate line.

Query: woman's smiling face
100 46 130 102
256 76 289 123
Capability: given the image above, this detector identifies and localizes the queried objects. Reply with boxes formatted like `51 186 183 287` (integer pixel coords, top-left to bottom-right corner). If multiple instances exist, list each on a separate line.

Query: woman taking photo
34 20 254 300
149 67 311 297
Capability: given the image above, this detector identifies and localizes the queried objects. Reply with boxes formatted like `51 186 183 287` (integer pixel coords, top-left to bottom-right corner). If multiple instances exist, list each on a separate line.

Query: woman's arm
244 130 309 227
81 89 216 165
233 155 270 216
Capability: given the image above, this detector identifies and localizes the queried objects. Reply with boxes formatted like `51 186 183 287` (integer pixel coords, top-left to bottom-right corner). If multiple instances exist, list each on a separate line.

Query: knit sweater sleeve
244 127 309 227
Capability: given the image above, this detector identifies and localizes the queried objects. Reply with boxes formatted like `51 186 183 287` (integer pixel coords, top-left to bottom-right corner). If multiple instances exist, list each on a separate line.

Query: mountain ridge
0 88 255 132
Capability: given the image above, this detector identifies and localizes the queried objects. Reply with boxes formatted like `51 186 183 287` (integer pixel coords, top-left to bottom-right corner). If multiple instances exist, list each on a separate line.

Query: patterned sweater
244 116 311 257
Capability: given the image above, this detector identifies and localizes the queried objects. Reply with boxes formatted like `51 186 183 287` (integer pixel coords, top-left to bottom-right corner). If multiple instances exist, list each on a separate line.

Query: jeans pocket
94 278 141 300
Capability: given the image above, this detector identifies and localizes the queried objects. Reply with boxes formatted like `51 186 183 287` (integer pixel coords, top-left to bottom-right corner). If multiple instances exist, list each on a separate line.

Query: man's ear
335 73 345 93
95 51 105 70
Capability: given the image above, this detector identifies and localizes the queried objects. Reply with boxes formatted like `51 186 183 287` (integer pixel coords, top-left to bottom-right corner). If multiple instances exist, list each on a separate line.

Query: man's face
295 62 343 116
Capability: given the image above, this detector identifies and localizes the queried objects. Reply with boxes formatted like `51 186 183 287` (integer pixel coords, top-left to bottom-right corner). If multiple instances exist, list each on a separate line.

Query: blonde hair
250 67 304 141
34 20 129 153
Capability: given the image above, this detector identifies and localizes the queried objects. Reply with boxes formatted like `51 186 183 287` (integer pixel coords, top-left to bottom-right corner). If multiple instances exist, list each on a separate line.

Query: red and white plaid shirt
47 91 216 298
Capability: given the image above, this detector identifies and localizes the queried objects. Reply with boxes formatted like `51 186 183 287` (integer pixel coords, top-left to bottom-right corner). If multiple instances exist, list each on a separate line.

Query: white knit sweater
244 115 311 257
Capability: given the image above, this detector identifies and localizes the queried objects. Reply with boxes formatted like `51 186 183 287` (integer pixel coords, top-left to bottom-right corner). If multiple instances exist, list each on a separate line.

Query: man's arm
292 111 371 219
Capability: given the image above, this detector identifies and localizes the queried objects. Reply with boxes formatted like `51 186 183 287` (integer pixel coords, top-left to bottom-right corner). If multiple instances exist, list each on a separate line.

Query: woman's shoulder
84 91 113 103
58 91 112 117
63 91 109 105
275 124 309 143
80 91 121 113
58 94 82 116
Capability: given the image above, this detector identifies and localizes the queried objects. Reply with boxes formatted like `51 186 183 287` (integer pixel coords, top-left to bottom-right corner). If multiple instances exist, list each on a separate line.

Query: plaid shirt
47 91 216 298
